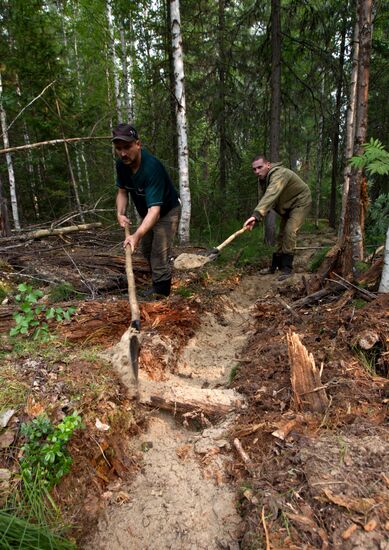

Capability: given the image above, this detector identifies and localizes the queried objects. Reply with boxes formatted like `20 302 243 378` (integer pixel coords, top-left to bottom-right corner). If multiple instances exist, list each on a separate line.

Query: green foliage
10 284 76 340
307 247 330 272
20 412 82 488
48 282 80 303
366 193 389 242
350 138 389 175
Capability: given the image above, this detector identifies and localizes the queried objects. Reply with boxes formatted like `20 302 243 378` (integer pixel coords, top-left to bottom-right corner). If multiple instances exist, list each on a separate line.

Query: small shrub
20 412 82 488
10 284 76 340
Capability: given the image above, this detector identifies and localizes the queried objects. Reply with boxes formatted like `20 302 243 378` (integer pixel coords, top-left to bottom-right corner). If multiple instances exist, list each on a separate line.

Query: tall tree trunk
329 12 347 228
166 0 178 167
340 0 372 277
315 75 325 226
16 76 40 220
338 6 360 242
107 0 122 124
55 98 85 223
170 0 191 244
120 26 132 122
218 0 227 192
265 0 281 246
0 173 11 237
73 32 91 197
0 72 20 230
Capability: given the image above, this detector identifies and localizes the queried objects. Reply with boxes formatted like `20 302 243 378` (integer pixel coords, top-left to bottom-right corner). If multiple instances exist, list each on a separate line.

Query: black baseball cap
112 123 139 142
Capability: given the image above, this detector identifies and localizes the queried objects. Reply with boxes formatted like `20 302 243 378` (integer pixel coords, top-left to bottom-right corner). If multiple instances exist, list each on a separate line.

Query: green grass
228 363 240 384
175 286 194 298
0 511 76 550
0 365 28 410
78 346 105 363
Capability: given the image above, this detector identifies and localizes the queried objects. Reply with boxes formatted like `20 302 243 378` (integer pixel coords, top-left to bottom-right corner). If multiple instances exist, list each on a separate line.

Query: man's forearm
116 190 128 215
135 206 160 239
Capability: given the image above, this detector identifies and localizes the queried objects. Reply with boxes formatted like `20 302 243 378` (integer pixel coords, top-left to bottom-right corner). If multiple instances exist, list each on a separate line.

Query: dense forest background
0 0 388 243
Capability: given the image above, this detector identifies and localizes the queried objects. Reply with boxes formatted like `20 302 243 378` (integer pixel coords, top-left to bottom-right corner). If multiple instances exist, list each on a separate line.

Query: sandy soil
87 274 278 550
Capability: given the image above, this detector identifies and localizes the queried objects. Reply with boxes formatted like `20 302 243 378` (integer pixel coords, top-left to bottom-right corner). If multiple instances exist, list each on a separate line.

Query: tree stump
287 331 329 413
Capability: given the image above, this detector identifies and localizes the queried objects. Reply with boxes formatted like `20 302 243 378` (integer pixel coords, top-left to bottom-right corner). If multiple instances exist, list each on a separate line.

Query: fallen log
0 223 102 243
288 331 329 413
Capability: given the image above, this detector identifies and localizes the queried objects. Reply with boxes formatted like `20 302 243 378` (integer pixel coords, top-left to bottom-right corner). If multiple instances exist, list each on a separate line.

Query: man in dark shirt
113 123 181 297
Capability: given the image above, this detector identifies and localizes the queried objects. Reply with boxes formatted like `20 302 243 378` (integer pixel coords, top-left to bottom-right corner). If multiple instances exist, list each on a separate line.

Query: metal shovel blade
129 331 140 382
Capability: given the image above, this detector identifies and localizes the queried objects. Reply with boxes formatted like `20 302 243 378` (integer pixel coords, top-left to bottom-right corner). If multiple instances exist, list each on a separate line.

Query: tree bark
349 0 372 269
265 0 281 246
338 3 360 242
378 226 389 292
170 0 191 244
218 0 227 192
0 72 20 230
106 0 122 123
329 12 347 228
0 173 11 237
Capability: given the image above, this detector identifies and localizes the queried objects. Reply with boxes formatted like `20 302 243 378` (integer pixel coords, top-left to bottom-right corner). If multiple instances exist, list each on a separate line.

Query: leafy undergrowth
0 335 146 543
230 290 389 549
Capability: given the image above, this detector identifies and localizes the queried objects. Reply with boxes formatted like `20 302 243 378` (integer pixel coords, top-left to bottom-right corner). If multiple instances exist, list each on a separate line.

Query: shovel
124 225 141 382
173 226 250 270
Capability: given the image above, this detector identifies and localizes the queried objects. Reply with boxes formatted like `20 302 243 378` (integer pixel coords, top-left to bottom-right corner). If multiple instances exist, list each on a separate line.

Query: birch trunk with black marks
170 0 190 244
107 0 122 124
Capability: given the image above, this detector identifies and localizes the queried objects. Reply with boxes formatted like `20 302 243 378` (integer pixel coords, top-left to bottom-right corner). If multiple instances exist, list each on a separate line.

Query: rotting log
287 331 329 413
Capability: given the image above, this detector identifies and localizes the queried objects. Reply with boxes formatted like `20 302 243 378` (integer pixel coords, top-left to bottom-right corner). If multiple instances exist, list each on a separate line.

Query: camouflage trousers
277 197 311 254
141 205 181 284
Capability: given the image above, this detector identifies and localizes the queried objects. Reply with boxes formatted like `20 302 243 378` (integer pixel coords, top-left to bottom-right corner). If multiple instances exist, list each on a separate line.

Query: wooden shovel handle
216 226 249 252
124 225 140 328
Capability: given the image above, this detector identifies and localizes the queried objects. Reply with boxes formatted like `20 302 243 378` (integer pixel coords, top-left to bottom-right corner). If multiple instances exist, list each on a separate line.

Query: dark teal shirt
116 148 180 218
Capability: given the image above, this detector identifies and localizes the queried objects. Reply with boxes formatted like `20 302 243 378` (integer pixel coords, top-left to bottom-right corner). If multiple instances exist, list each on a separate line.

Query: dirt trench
86 275 275 550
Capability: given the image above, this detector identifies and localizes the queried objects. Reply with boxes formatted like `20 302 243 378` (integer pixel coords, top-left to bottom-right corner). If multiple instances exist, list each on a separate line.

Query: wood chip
341 523 358 540
364 519 378 532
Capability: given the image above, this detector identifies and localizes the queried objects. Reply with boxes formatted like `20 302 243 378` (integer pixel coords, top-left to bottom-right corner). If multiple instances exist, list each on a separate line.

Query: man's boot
153 278 171 297
259 252 282 275
277 253 294 281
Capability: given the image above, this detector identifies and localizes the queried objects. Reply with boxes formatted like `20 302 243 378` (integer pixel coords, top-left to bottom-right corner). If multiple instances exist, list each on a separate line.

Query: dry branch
288 331 329 413
0 136 110 155
0 223 102 243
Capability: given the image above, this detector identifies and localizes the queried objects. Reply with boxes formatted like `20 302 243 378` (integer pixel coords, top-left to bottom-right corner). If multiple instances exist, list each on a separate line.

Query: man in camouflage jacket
244 156 312 279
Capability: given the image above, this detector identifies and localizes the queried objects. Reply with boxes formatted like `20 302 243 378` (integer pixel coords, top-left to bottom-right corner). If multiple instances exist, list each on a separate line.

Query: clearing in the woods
0 225 388 549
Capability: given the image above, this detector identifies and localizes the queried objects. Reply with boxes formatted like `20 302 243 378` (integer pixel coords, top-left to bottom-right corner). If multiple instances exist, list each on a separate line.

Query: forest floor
0 225 388 549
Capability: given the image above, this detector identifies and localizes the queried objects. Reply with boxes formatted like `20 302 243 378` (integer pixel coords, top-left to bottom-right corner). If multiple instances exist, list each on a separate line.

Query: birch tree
0 71 20 230
107 0 122 123
170 0 190 243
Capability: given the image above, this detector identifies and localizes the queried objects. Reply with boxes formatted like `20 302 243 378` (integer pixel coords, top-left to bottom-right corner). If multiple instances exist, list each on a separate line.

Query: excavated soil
86 274 276 550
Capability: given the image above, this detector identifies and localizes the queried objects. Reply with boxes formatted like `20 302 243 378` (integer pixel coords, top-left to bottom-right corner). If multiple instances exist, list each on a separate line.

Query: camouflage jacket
253 163 311 220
